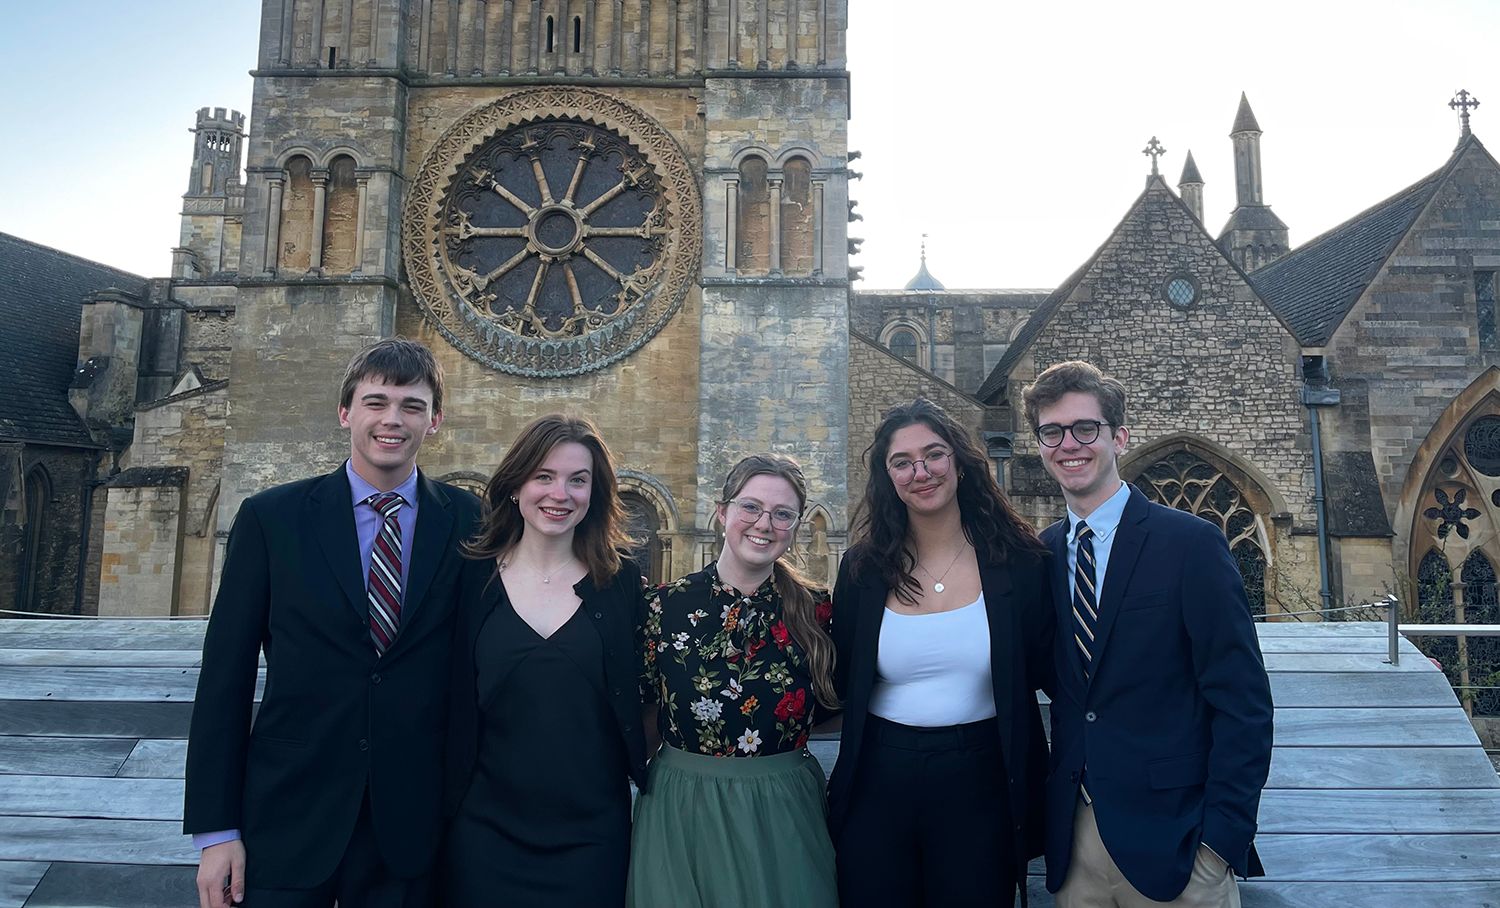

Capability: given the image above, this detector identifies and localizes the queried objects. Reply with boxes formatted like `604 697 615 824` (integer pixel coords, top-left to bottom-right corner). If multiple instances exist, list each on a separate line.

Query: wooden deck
1 620 1497 907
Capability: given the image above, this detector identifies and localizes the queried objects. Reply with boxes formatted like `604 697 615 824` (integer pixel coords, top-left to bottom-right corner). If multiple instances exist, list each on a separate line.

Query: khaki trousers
1055 801 1240 908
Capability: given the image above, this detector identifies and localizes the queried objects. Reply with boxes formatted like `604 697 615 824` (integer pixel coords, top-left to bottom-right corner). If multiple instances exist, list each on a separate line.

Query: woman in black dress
442 414 647 908
827 398 1055 907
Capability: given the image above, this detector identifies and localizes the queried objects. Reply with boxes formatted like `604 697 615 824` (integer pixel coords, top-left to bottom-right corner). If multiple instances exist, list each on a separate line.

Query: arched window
736 156 771 276
278 155 315 271
1461 552 1500 716
17 468 49 612
888 328 918 363
574 16 582 53
321 155 360 273
620 491 664 585
780 157 815 276
547 16 555 53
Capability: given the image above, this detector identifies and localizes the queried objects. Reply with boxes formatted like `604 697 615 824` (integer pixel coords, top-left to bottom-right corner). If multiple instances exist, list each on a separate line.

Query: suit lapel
399 472 453 632
981 563 1016 761
311 469 369 625
1046 522 1088 691
851 574 889 717
1087 487 1149 684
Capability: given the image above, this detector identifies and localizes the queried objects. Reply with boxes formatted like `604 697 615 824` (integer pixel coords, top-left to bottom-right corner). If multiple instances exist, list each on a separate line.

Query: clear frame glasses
887 450 953 485
1035 420 1111 448
729 499 801 530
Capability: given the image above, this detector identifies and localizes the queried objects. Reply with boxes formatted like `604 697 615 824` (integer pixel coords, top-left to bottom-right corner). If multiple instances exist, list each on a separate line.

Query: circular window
1164 275 1199 308
1465 416 1500 476
1440 455 1460 478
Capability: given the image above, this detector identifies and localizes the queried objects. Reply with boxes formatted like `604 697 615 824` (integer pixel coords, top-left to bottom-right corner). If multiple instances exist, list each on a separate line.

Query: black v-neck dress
443 592 632 907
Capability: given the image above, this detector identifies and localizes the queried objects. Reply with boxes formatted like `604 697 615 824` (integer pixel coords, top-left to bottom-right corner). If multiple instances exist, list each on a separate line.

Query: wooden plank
0 817 195 865
1263 652 1435 673
1253 833 1500 881
0 776 184 821
1269 671 1458 708
1271 707 1480 747
0 862 48 908
1241 881 1500 907
0 651 203 668
1255 622 1388 636
1256 635 1421 655
0 702 195 739
1267 746 1500 790
22 862 198 908
0 620 206 634
0 668 263 702
0 634 204 652
0 737 136 778
116 741 187 780
1258 789 1500 834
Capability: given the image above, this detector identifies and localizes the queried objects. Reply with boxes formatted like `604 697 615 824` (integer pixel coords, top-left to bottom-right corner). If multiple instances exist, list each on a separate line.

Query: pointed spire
1231 92 1261 135
1178 150 1205 223
904 234 945 291
1178 150 1203 186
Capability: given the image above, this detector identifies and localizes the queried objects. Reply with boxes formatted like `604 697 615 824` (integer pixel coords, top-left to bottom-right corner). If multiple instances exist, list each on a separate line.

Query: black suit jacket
827 546 1055 880
184 467 481 889
442 555 650 819
1042 485 1274 901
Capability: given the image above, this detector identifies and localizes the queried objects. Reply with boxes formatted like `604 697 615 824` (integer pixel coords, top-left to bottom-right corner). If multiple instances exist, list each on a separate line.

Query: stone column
786 0 798 68
639 0 652 75
366 0 381 65
309 171 329 274
340 0 353 65
263 177 285 276
811 178 824 275
555 0 567 73
530 0 542 73
279 0 295 65
666 0 677 75
419 0 434 71
500 0 514 73
728 0 738 68
446 0 460 73
472 0 488 74
816 0 825 66
757 0 768 69
724 176 739 273
583 0 596 73
311 0 326 66
610 0 622 74
353 176 370 274
768 176 782 275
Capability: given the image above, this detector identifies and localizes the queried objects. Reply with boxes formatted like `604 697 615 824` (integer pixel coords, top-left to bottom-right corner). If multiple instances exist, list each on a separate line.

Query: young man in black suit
1023 361 1274 908
185 339 481 908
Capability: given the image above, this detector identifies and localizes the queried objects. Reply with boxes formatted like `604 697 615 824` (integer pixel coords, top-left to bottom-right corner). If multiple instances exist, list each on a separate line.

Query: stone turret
174 107 246 278
1179 150 1204 224
1217 93 1289 271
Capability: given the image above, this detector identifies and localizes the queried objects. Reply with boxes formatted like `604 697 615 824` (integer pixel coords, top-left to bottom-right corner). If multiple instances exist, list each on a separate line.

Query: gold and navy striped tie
1073 521 1097 679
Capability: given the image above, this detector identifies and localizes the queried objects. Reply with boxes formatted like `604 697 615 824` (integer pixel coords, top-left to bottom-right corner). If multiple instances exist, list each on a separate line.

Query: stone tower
217 0 852 584
174 107 246 279
1178 149 1204 224
1218 93 1289 271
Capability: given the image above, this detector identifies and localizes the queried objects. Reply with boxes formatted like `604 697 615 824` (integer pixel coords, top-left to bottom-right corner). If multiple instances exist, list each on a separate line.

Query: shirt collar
1066 480 1130 544
345 460 419 508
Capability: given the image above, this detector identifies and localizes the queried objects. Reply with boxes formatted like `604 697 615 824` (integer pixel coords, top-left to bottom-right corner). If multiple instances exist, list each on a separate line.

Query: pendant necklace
916 540 969 593
500 553 576 584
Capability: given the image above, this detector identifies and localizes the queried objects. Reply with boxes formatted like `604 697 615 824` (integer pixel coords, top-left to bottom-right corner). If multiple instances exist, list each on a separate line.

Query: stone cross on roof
1451 90 1481 137
1142 136 1167 175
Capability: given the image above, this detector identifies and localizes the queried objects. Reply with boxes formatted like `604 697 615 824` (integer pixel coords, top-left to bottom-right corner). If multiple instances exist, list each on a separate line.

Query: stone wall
98 469 187 617
851 289 1047 393
0 444 95 616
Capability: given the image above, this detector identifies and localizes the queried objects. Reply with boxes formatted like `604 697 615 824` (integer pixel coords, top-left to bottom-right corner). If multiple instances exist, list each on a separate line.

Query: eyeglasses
728 499 801 530
887 450 952 485
1035 420 1112 448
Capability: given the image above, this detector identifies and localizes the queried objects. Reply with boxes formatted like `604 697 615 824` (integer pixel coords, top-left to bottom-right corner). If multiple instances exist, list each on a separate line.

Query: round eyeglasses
728 499 801 530
1035 420 1111 448
887 451 952 485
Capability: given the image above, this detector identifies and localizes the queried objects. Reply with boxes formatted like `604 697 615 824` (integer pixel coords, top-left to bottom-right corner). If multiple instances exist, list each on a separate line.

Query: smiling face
338 378 442 490
515 441 594 541
885 421 961 518
716 473 801 581
1035 390 1128 516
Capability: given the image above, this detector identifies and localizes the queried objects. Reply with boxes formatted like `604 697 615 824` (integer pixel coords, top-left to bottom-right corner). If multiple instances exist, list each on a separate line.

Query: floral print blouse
640 563 833 757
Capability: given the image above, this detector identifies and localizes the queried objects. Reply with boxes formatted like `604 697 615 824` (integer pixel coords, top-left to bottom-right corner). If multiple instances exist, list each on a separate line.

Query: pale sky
2 0 1498 291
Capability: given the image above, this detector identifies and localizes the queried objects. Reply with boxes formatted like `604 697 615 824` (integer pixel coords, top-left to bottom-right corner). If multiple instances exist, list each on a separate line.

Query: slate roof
1231 92 1261 134
1246 140 1477 347
0 232 147 446
1179 150 1203 185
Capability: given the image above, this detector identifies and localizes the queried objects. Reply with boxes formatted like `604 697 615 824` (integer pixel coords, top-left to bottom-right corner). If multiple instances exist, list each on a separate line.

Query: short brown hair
1021 360 1127 430
465 414 631 587
340 338 445 415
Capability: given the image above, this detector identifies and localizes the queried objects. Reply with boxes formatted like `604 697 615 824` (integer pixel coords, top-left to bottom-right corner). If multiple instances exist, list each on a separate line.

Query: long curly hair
465 414 632 588
850 398 1045 605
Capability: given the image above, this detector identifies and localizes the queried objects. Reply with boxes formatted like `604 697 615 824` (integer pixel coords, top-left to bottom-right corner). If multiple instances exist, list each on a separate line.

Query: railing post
1387 594 1400 666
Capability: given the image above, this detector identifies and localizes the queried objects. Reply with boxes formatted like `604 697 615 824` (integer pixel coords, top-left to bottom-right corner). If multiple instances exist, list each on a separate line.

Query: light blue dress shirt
1066 480 1131 607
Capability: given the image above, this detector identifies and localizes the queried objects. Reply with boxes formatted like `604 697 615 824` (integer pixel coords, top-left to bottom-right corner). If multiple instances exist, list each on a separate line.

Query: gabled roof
1248 137 1488 346
1231 92 1261 135
0 232 147 446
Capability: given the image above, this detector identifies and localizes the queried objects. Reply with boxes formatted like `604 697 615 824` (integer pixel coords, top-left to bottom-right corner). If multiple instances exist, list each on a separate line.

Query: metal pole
1307 401 1333 618
1387 594 1400 666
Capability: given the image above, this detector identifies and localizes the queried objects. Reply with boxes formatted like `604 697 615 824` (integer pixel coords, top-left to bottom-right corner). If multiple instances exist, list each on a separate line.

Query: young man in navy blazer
185 339 481 908
1023 360 1274 908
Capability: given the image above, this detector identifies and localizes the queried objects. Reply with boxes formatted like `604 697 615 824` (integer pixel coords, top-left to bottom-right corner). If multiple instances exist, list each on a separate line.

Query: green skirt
627 744 838 908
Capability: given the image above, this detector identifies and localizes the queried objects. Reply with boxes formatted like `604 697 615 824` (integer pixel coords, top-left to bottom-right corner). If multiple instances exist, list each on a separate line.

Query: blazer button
624 725 634 733
1071 771 1080 783
1085 711 1097 723
371 673 381 684
594 612 603 619
358 739 369 751
614 688 622 696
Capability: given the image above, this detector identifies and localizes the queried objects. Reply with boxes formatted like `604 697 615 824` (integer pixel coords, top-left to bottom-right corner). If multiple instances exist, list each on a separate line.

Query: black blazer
184 467 481 890
442 555 649 819
827 546 1055 878
1042 485 1274 901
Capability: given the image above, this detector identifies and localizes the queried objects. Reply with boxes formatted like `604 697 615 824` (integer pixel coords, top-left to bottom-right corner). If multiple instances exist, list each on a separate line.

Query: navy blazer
185 468 480 889
827 546 1055 886
1042 484 1274 901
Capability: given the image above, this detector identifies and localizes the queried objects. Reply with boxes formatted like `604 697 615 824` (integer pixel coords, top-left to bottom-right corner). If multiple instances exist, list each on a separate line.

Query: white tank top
868 594 997 727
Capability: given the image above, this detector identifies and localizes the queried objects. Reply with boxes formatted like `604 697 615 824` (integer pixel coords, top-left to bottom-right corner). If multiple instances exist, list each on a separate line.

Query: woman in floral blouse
628 455 839 908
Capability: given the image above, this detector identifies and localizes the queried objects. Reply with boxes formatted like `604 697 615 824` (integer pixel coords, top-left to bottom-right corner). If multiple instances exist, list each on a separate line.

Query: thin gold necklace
500 553 577 584
915 538 970 593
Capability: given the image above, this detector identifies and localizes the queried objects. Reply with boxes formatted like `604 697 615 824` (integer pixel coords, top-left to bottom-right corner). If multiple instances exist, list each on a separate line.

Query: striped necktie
366 492 406 655
1073 521 1097 680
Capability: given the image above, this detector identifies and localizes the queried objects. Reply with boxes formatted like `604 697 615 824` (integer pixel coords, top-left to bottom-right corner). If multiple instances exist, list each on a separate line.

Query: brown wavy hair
850 398 1045 605
718 455 838 709
465 414 631 587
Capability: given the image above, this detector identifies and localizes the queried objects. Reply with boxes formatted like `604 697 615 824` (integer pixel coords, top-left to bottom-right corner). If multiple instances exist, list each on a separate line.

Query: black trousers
241 792 432 908
835 716 1018 908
